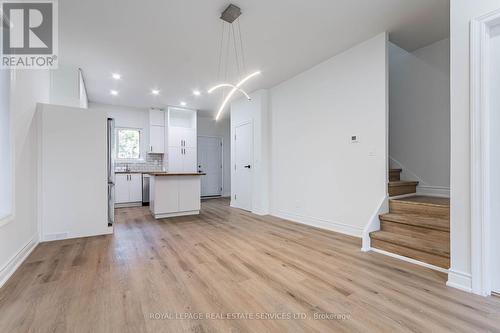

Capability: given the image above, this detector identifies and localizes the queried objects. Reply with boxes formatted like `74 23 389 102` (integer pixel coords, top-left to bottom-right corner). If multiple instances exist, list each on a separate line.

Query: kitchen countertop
115 171 158 174
148 172 206 176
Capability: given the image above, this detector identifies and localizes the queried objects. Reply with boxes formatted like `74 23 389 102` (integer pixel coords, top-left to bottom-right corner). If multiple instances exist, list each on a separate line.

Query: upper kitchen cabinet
149 109 165 154
167 107 197 148
149 125 165 154
166 107 197 172
149 109 165 126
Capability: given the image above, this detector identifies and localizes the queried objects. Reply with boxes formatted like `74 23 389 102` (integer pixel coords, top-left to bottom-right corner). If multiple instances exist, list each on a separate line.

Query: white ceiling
59 0 449 115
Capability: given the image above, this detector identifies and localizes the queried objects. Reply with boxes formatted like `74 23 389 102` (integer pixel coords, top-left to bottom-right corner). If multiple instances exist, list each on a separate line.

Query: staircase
388 168 419 196
370 168 450 269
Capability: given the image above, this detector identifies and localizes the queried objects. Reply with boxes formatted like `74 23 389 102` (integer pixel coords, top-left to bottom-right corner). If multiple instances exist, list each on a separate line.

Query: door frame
470 8 500 296
197 135 224 197
232 120 254 211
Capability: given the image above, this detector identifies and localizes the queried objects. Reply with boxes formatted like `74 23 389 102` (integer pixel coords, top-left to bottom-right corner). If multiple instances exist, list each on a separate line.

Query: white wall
90 102 149 161
0 70 50 287
449 0 500 293
0 71 11 219
197 114 231 197
269 33 388 237
389 39 450 194
489 27 500 293
39 104 111 241
50 66 88 109
231 90 271 215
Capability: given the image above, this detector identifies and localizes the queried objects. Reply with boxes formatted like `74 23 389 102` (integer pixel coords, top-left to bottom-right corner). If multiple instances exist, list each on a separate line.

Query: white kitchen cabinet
149 109 165 126
115 174 130 204
182 128 197 148
168 127 183 148
182 147 197 173
149 175 202 218
129 174 143 202
168 127 197 148
178 177 201 212
149 125 165 154
166 107 198 172
167 147 183 172
115 173 142 205
167 147 197 173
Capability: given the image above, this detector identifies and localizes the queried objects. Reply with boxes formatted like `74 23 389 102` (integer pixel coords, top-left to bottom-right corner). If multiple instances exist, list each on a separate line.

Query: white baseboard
272 210 363 238
155 210 199 219
416 185 450 198
447 269 472 293
252 209 270 216
43 228 113 242
362 196 388 251
370 248 448 273
0 236 39 289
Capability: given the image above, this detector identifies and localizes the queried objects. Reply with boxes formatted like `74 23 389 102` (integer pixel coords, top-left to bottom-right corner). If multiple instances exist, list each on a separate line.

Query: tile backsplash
115 154 165 172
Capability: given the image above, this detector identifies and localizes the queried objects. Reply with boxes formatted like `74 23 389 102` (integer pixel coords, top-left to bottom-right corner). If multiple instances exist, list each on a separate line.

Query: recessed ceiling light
151 89 160 95
180 101 187 106
193 90 201 96
110 90 118 96
112 73 121 80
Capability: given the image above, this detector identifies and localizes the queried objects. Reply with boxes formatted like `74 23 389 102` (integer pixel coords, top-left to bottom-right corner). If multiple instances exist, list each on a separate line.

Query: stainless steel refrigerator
107 118 115 226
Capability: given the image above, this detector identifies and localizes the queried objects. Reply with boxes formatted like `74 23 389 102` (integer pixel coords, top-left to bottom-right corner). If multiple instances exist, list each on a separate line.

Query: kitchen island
148 173 205 219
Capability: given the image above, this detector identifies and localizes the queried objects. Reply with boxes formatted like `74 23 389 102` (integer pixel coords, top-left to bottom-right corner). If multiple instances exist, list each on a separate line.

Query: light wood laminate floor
1 199 500 332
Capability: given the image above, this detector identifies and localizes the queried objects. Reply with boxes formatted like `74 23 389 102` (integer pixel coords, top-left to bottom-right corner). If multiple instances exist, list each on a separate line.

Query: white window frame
115 127 144 162
0 70 14 227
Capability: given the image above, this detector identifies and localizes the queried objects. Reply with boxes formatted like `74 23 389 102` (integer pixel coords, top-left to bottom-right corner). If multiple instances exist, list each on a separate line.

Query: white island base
149 173 205 219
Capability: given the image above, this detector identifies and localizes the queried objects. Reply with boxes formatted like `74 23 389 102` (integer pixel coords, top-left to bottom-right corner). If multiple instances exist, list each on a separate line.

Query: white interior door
198 137 222 197
234 122 253 211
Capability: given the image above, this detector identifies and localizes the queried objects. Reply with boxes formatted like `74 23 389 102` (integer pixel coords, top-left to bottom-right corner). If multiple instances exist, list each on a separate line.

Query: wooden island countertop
148 172 206 176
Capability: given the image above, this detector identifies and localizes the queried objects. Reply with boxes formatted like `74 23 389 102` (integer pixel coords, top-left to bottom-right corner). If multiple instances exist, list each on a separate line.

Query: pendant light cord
237 19 247 74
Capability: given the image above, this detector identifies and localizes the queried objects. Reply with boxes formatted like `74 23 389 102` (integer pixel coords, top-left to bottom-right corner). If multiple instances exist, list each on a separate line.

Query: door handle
244 165 251 169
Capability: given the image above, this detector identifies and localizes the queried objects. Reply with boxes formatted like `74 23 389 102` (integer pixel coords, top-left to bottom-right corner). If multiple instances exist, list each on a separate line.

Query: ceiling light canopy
208 3 261 121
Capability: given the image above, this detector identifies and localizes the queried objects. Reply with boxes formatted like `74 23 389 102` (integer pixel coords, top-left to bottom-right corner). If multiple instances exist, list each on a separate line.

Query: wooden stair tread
388 181 419 187
391 195 449 207
371 238 450 269
389 168 402 172
370 231 449 258
380 213 449 231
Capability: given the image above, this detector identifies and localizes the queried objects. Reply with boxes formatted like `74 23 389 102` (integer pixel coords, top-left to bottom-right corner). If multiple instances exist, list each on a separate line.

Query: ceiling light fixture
180 101 187 106
112 73 121 80
110 90 118 96
151 89 160 95
208 4 261 121
193 90 201 96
